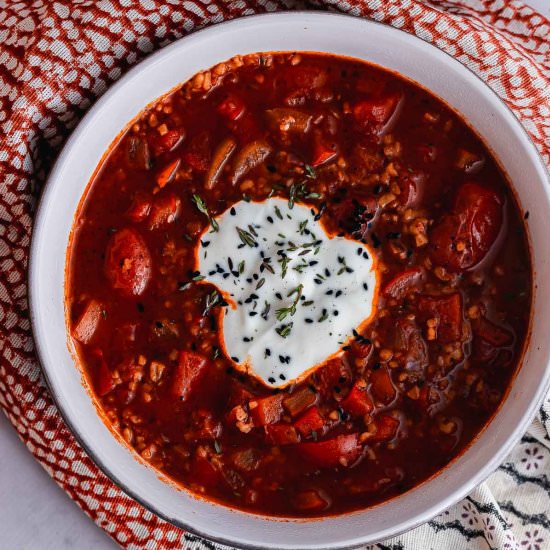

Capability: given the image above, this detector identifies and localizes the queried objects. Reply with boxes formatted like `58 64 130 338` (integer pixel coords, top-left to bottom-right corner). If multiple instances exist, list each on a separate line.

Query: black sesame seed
267 216 274 223
305 318 314 324
268 377 276 384
524 211 530 220
363 283 369 291
230 207 236 216
249 311 258 317
335 290 343 297
231 356 240 362
279 374 286 380
333 310 339 316
265 348 271 356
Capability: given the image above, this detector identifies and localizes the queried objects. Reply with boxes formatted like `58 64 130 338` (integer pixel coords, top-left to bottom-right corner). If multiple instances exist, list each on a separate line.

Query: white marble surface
1 2 547 548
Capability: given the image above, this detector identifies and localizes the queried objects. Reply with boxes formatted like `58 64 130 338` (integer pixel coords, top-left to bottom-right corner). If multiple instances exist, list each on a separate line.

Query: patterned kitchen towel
0 0 548 549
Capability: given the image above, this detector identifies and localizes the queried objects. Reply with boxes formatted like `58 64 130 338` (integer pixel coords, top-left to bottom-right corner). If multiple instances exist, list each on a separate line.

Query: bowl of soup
29 11 550 549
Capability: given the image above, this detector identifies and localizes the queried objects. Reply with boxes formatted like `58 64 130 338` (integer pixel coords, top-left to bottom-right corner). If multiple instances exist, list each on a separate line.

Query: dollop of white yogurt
196 197 378 388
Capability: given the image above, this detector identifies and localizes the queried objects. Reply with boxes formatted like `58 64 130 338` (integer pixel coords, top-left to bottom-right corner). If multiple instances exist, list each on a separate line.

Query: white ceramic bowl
29 12 550 549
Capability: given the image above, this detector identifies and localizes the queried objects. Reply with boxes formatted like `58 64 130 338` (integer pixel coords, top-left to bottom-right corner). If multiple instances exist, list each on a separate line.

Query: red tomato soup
68 53 532 517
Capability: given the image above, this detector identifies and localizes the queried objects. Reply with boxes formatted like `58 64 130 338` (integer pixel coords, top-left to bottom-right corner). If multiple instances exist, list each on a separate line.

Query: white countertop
2 2 547 548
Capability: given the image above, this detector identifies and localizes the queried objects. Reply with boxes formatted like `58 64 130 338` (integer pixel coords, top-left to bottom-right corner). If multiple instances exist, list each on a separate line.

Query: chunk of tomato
217 94 246 121
104 228 152 297
171 351 209 402
148 193 181 230
418 293 463 343
313 357 352 397
249 394 284 426
91 349 115 397
294 407 325 438
341 380 374 417
430 182 502 272
370 367 396 405
265 424 300 445
296 433 362 469
126 192 152 223
148 128 184 156
72 299 103 344
372 415 400 442
382 267 423 300
352 93 401 132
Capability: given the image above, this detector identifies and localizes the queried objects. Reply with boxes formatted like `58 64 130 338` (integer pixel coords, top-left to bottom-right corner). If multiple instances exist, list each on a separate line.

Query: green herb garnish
191 194 219 232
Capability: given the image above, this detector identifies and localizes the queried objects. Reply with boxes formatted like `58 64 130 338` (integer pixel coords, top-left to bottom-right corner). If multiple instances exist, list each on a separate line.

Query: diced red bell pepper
156 158 180 188
104 228 152 297
217 94 246 121
352 94 400 130
296 433 362 469
72 299 103 344
127 192 152 222
292 489 330 512
149 128 184 156
311 133 337 167
171 351 209 401
314 357 352 397
283 387 316 417
249 393 284 426
418 293 463 343
382 267 423 300
372 414 400 442
148 193 181 229
265 424 300 445
341 380 374 417
91 349 115 397
370 367 396 405
294 407 325 437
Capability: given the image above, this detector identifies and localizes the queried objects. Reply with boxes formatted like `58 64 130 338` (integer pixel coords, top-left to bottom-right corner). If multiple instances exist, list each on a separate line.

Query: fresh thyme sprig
191 194 219 232
275 284 304 321
236 226 257 247
203 290 220 316
275 322 293 338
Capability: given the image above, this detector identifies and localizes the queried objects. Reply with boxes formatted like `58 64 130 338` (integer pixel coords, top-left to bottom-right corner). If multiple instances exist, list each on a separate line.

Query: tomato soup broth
68 53 531 516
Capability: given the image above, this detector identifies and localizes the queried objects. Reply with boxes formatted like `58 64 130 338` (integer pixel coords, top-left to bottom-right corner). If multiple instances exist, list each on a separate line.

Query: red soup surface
68 52 532 517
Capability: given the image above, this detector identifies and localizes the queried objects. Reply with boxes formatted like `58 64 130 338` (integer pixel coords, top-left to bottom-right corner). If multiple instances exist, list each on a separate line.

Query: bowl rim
28 10 550 550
